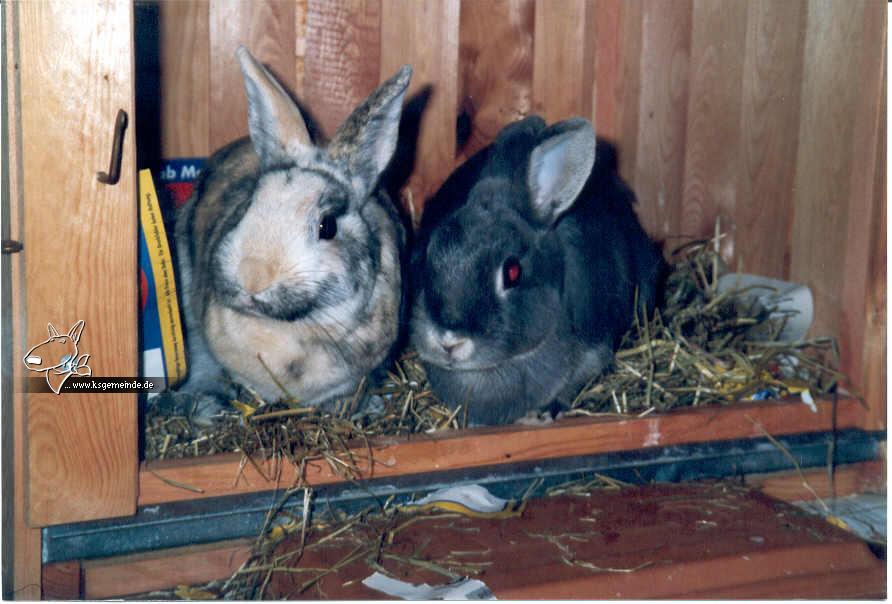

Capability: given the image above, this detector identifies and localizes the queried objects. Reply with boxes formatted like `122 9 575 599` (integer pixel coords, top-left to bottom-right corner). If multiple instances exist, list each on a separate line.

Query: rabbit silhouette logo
23 320 92 394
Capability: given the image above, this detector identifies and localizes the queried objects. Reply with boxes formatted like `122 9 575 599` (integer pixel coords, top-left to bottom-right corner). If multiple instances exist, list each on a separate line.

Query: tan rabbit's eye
318 214 338 240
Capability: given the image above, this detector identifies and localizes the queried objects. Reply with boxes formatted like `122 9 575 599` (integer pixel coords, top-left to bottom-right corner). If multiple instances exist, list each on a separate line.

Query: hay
148 473 639 599
144 473 711 599
144 228 844 463
144 487 510 600
144 353 456 464
566 233 843 418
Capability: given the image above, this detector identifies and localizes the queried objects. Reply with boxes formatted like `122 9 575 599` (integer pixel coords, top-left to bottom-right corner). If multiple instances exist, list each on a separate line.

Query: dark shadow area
455 94 475 155
1 7 16 598
380 84 432 208
133 1 161 463
292 98 325 148
378 86 432 359
134 1 161 174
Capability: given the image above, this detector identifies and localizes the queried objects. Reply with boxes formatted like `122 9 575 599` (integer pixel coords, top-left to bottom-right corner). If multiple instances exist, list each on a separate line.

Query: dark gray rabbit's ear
236 46 312 168
329 65 413 198
527 118 596 225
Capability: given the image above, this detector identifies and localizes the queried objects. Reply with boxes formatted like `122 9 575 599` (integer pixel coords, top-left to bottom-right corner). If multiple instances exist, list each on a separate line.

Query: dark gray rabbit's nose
441 341 460 355
439 332 472 361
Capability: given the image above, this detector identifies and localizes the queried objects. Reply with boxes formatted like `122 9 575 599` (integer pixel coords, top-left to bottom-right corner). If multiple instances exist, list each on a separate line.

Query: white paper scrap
716 273 813 342
362 571 497 600
800 389 816 413
408 485 509 514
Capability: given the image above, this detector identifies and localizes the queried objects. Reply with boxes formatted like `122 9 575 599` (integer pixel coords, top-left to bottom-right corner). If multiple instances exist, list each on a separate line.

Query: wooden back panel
147 0 886 423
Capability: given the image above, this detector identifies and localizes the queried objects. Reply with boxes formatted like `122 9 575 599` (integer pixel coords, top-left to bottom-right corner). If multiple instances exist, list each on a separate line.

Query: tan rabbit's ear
236 46 311 167
329 65 412 198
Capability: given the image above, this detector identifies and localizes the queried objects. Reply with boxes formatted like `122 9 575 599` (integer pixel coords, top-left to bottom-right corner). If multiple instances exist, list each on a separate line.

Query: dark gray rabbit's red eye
502 257 522 289
318 214 338 240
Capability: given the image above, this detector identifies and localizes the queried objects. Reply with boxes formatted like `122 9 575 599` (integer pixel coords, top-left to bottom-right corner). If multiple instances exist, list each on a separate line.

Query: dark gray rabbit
410 115 665 425
173 47 411 419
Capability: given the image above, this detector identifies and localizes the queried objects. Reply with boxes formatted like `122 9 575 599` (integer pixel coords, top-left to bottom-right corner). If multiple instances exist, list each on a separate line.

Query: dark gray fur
410 116 666 425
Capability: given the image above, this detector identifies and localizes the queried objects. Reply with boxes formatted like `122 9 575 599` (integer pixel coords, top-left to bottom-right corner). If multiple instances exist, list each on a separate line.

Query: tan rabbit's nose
239 256 279 294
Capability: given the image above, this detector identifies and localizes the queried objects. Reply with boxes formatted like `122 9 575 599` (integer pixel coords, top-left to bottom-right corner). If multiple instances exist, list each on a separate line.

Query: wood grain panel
790 0 864 339
855 39 887 430
862 90 886 429
17 1 138 526
838 1 886 421
208 0 296 150
633 0 693 240
138 398 866 506
531 0 595 124
380 0 460 218
592 0 621 140
495 542 882 599
82 539 252 600
612 0 644 187
302 0 381 139
5 2 42 596
159 0 210 158
682 564 885 600
294 0 308 99
41 561 82 600
735 0 806 278
747 460 885 503
456 0 534 161
680 0 747 259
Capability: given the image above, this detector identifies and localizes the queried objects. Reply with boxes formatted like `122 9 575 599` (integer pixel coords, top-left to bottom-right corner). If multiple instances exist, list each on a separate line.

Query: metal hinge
2 240 23 254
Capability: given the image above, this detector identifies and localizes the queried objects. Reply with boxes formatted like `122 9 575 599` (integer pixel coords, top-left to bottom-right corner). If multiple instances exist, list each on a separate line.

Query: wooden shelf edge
81 539 253 600
746 459 885 503
44 539 253 600
138 397 870 506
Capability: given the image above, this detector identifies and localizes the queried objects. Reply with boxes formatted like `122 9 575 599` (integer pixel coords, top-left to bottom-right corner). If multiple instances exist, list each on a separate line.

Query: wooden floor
257 482 885 599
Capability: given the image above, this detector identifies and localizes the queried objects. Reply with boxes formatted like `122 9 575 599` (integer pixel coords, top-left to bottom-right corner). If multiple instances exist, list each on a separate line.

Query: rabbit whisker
304 306 358 363
328 309 379 365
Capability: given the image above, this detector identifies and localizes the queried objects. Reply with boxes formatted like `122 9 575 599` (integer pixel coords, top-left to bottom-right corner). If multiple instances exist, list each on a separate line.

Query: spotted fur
174 47 411 413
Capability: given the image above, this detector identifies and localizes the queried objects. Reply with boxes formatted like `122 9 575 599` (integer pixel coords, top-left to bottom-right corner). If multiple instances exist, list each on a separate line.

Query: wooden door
10 0 139 529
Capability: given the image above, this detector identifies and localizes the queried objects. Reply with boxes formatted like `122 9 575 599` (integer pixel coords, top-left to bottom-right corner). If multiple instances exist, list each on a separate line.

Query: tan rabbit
173 47 411 419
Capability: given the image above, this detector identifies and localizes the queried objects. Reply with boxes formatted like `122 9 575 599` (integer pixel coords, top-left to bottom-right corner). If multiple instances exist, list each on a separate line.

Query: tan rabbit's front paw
149 390 231 428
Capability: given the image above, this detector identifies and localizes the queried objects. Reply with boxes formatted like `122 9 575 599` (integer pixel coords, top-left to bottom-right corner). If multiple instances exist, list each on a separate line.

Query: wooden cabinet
6 0 138 596
13 0 139 526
